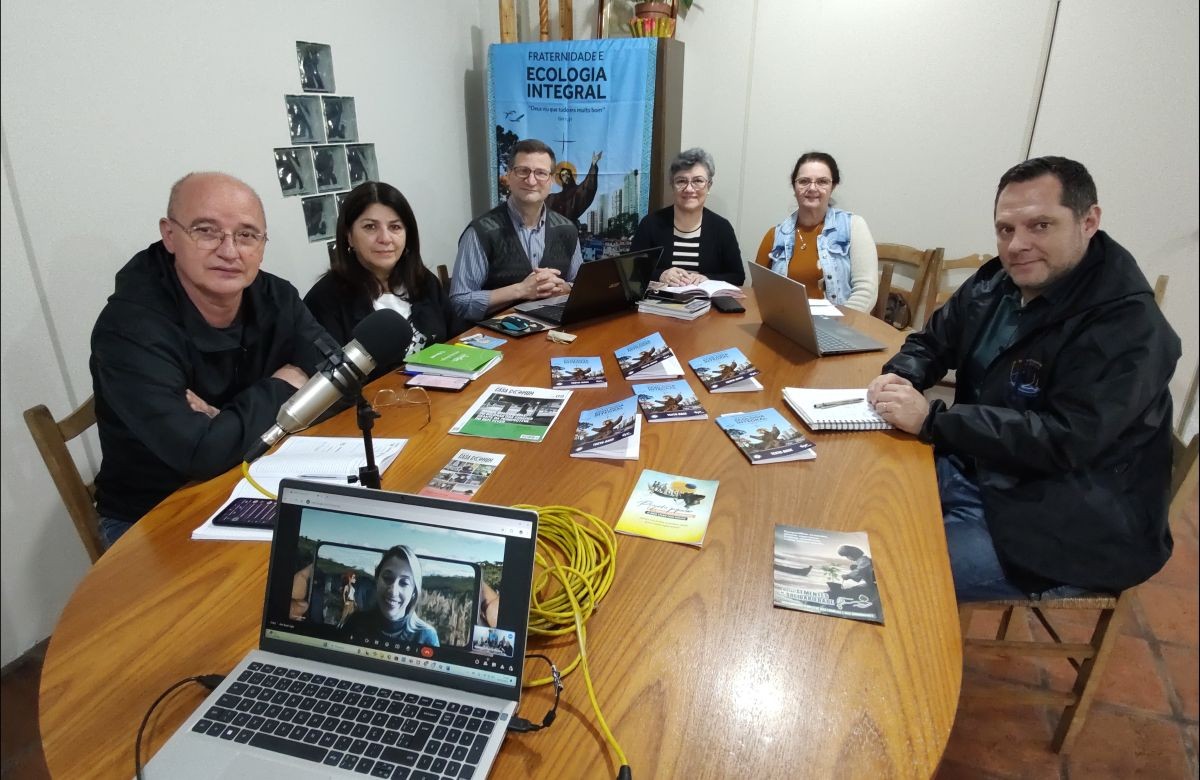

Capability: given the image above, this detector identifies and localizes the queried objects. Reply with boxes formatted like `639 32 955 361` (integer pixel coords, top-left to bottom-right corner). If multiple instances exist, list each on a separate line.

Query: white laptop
748 262 886 356
144 479 539 779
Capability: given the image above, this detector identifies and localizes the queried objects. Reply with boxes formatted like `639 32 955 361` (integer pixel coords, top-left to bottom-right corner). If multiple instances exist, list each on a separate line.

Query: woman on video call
342 545 440 646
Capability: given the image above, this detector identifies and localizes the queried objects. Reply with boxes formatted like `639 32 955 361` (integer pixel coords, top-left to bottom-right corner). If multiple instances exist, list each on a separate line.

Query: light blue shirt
449 200 583 322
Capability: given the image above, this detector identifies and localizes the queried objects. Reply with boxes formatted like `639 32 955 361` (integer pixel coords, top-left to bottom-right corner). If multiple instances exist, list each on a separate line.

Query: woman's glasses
372 386 431 429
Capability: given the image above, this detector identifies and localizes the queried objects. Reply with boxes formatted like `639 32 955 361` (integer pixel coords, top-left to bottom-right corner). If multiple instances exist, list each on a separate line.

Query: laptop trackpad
219 752 333 779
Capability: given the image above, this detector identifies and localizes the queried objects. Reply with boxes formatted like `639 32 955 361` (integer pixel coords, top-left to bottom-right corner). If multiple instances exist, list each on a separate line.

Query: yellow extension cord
513 504 628 769
241 466 628 768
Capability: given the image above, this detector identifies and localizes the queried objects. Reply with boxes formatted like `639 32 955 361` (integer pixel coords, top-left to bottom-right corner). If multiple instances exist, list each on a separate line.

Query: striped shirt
670 224 702 270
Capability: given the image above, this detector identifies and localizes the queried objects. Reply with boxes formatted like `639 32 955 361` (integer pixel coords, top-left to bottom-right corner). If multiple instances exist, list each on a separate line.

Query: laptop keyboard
815 326 858 352
190 661 501 779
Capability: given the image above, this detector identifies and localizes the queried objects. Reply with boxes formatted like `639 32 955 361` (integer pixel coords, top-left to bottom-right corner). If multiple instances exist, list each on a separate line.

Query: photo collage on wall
275 42 380 245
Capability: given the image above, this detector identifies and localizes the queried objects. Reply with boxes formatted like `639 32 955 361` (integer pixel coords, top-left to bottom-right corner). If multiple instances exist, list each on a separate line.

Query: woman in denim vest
754 152 878 312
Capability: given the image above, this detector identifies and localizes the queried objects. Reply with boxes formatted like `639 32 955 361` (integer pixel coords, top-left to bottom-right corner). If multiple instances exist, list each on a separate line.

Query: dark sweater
630 206 746 285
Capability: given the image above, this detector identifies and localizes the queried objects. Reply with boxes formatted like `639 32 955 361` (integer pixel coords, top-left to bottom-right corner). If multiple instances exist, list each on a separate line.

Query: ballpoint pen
813 398 864 409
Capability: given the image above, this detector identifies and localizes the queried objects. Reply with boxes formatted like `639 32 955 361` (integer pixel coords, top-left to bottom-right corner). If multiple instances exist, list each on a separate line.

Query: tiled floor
3 484 1197 779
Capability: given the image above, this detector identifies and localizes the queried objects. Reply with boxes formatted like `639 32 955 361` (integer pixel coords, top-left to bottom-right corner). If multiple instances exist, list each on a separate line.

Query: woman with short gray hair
631 147 745 286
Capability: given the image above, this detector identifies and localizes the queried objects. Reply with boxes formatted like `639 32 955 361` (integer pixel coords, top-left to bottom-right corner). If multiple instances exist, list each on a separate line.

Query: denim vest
768 207 854 305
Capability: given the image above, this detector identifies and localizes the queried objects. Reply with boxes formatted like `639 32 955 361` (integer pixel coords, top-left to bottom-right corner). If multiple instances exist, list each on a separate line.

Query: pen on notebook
813 398 865 409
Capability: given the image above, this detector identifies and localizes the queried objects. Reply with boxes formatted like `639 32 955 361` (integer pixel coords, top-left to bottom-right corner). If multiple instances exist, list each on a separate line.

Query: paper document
192 436 407 542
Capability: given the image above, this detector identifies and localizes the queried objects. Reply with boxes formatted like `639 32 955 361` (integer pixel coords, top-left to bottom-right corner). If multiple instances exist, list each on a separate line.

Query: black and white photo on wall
322 96 358 142
302 194 337 242
297 41 335 93
313 145 349 193
274 147 317 197
346 144 379 187
285 95 324 144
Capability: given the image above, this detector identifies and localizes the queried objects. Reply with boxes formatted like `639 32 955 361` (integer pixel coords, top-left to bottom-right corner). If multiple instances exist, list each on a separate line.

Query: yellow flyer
615 469 719 547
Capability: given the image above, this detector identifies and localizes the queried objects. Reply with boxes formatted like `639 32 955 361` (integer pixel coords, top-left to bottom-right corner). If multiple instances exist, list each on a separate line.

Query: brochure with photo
615 469 720 547
773 525 884 624
418 449 505 502
448 384 572 443
631 379 707 421
571 395 641 459
614 331 683 380
688 347 763 393
714 408 816 464
551 356 607 388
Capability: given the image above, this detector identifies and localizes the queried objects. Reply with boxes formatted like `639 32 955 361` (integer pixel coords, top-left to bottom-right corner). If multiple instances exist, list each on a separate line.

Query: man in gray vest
450 139 583 322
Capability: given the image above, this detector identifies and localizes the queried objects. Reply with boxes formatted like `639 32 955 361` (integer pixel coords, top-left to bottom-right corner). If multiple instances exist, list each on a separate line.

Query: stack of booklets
773 525 884 624
615 468 720 547
448 384 572 443
631 379 707 421
614 332 684 380
404 342 502 380
688 347 763 393
781 387 892 431
637 294 710 320
550 356 607 388
192 436 408 541
418 449 505 502
714 408 816 464
571 395 641 459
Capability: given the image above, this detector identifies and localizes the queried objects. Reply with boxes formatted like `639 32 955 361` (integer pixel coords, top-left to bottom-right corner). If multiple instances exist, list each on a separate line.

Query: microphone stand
353 391 382 490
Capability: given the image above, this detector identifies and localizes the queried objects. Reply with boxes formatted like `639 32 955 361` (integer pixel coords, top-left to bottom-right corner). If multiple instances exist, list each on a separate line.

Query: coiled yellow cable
513 504 628 768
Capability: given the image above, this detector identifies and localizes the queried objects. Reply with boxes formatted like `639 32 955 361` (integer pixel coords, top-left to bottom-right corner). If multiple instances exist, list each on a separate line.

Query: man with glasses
867 156 1180 602
449 139 583 323
90 172 330 547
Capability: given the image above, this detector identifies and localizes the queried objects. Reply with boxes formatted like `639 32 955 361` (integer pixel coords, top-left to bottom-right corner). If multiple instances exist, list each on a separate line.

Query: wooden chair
922 252 992 327
959 430 1199 753
872 243 942 329
436 264 451 290
23 396 104 563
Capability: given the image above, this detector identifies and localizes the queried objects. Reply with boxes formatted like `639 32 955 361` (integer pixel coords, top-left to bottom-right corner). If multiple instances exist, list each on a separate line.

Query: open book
649 279 745 301
782 388 892 432
192 436 407 541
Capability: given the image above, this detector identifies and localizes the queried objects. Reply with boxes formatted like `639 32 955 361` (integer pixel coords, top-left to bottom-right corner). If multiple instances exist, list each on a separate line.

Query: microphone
245 309 412 462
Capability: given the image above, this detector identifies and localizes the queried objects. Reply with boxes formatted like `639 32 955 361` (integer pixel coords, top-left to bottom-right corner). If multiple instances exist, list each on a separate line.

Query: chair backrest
922 252 992 327
437 264 451 290
1153 274 1168 307
873 243 942 329
23 396 104 563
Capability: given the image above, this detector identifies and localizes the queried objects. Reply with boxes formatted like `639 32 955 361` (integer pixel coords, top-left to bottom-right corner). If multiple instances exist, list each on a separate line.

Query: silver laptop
514 247 660 325
748 262 886 356
145 480 539 779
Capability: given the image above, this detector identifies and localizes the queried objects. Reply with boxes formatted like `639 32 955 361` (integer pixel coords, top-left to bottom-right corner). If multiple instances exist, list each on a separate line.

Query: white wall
2 0 1195 664
0 0 483 665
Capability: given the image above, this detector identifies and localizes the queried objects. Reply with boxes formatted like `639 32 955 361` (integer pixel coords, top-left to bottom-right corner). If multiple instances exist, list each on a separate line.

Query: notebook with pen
147 479 539 779
782 387 893 432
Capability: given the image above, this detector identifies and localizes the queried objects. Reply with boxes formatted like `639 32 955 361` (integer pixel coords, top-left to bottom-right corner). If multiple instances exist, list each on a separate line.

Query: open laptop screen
261 481 538 701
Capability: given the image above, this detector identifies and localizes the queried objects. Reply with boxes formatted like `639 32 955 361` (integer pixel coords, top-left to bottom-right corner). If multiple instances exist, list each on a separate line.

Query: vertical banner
488 39 657 259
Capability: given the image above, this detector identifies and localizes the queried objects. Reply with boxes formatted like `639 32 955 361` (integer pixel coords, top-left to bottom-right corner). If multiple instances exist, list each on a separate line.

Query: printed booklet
550 356 607 388
418 449 505 502
714 408 816 464
615 469 720 547
688 347 763 393
571 395 641 459
631 379 707 421
773 525 884 624
457 332 507 350
614 331 683 380
404 342 502 380
448 384 572 443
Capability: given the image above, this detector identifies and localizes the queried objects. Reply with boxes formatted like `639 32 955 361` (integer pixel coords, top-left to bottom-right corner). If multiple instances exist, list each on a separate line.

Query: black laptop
514 247 660 326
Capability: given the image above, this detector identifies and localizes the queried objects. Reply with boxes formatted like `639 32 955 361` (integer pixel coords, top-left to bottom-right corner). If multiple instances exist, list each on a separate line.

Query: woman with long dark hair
304 181 460 377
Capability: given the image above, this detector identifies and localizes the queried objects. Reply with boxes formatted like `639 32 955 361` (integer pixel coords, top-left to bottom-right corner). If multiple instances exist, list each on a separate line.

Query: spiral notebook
782 387 893 431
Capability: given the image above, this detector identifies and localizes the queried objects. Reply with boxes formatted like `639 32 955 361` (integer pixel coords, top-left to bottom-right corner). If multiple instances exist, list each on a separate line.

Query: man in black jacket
91 172 329 547
867 157 1180 600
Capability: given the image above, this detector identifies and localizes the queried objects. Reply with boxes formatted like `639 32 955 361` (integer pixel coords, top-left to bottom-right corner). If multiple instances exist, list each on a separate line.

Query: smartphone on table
211 497 277 528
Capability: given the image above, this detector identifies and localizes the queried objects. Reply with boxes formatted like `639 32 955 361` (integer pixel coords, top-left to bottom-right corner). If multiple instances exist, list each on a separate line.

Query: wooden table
40 298 961 779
